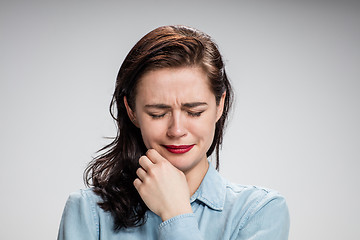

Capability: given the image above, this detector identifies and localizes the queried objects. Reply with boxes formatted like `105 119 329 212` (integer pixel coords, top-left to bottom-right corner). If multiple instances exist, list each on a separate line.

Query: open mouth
163 144 195 154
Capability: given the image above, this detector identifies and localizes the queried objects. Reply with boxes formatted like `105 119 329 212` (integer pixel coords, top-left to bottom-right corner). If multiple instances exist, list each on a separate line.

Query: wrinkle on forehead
135 67 215 108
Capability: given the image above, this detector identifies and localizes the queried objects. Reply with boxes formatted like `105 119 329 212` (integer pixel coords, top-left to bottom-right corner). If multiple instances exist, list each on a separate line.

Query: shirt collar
190 162 227 211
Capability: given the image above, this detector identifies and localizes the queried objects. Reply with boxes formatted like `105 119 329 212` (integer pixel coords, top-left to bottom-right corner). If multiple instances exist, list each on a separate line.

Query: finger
139 155 153 171
146 149 165 164
133 178 142 190
136 167 147 181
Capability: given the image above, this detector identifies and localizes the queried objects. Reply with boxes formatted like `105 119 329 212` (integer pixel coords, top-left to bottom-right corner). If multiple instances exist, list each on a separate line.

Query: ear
124 96 139 128
216 91 226 122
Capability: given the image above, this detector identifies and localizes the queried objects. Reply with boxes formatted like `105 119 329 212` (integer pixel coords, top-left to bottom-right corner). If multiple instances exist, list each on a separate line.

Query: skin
124 66 225 221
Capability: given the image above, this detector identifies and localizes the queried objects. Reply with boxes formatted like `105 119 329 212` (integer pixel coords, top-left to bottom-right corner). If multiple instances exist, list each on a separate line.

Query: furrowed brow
182 102 208 108
144 104 171 109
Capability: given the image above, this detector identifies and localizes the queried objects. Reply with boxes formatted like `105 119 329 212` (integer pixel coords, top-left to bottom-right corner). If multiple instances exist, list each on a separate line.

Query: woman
58 25 290 239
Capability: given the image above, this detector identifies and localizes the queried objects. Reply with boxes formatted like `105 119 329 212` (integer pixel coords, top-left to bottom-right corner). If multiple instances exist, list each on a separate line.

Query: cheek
191 114 217 143
138 120 166 148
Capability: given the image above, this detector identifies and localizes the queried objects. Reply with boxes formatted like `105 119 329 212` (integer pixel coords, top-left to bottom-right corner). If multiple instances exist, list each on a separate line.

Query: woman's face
125 67 225 177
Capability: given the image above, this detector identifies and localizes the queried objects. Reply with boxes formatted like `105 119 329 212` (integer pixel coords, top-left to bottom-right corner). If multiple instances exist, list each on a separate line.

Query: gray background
1 0 359 239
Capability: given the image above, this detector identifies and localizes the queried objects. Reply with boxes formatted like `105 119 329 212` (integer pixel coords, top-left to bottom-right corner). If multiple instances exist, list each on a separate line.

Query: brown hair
84 25 233 230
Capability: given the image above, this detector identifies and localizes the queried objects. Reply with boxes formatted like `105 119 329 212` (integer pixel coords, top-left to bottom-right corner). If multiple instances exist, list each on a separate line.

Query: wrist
160 204 193 222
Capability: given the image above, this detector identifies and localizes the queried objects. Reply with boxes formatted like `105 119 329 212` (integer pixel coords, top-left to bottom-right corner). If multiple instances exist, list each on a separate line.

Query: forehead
135 67 215 104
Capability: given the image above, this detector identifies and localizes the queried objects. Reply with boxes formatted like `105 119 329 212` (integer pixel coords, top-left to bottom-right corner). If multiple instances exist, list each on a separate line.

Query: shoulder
224 181 289 215
223 182 290 237
67 188 101 205
64 188 106 220
63 188 102 218
200 164 288 217
64 189 111 224
225 182 287 208
58 189 104 239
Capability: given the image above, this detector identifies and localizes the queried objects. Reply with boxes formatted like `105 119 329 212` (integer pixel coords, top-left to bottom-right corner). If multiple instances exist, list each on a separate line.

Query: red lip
163 145 195 154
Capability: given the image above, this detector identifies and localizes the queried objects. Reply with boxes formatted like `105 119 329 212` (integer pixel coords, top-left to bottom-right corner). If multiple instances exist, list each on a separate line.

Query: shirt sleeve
237 193 290 240
57 190 99 240
158 213 203 240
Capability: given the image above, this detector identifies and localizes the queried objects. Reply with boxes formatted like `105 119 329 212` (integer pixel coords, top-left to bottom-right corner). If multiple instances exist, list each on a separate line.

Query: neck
185 159 209 196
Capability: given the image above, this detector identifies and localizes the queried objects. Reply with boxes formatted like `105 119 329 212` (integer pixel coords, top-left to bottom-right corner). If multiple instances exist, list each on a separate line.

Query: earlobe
216 91 226 122
124 96 139 127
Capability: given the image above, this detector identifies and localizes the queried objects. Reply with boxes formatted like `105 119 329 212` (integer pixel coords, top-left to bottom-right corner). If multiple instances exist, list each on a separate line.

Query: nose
166 111 187 138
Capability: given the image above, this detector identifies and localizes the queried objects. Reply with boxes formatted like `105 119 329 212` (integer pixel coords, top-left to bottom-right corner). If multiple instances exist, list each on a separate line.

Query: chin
168 155 204 172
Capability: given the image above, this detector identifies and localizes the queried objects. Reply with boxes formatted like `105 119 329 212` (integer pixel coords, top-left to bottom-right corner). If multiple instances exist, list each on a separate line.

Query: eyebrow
183 102 208 108
144 104 171 109
144 102 208 109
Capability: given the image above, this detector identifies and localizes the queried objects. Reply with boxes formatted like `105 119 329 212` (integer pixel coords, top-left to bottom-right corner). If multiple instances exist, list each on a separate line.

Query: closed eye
187 111 204 117
149 113 166 119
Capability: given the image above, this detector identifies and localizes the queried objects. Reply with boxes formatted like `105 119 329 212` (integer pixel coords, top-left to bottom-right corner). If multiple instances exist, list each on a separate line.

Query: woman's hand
133 149 193 221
